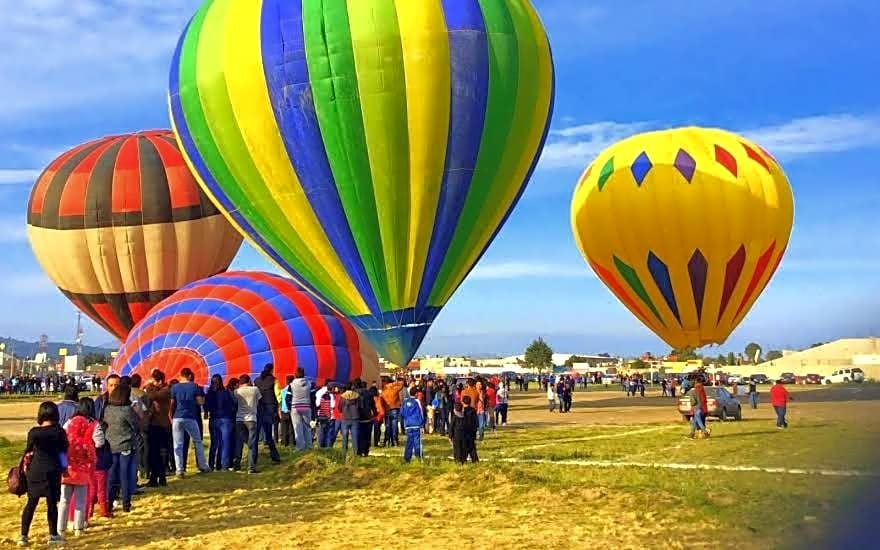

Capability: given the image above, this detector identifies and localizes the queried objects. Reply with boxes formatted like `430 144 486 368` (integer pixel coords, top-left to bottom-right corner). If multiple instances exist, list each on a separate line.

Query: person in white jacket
494 383 510 426
547 385 557 413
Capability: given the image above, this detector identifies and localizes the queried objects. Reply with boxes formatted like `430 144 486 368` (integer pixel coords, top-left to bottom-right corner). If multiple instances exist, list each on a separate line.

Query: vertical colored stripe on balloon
58 139 118 218
647 251 681 324
688 249 709 323
84 138 125 228
589 259 654 331
301 0 391 314
111 137 143 218
203 0 366 316
428 0 517 304
416 0 488 316
614 256 665 326
259 0 381 318
717 245 746 323
145 134 200 209
734 241 776 319
393 0 450 319
346 0 411 315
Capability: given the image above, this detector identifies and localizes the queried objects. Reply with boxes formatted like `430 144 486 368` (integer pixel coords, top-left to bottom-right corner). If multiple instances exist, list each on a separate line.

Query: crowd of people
13 366 511 546
0 375 101 395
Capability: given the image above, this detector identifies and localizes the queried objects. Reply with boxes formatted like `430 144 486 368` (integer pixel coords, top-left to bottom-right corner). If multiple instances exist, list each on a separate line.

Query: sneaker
247 469 259 474
226 468 234 472
74 530 83 537
176 473 185 479
17 535 28 547
199 468 211 474
48 535 65 545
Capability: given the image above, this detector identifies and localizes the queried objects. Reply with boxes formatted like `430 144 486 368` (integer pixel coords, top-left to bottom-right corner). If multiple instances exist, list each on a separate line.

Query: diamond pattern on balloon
714 144 738 176
674 148 696 182
630 152 653 186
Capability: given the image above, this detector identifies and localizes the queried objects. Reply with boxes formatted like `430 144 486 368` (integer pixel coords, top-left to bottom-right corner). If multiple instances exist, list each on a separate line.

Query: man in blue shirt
170 368 210 477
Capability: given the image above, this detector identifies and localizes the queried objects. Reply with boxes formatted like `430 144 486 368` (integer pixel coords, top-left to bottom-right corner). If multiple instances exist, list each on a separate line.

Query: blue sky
0 0 878 357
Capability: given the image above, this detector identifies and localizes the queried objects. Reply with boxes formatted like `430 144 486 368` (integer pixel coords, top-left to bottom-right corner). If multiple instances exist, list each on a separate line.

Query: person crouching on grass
401 387 425 463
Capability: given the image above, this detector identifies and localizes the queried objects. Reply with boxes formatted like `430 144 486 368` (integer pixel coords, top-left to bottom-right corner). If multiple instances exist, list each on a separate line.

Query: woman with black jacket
20 401 70 547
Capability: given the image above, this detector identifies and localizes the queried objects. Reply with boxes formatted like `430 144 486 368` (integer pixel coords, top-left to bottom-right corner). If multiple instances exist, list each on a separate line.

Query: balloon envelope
168 0 555 365
113 271 380 387
571 127 794 349
26 130 243 341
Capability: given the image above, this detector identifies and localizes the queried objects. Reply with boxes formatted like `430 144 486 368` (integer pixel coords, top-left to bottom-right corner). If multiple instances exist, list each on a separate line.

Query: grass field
0 385 877 549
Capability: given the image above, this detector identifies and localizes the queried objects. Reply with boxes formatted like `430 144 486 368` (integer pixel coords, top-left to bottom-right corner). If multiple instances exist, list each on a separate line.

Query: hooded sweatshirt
341 390 360 421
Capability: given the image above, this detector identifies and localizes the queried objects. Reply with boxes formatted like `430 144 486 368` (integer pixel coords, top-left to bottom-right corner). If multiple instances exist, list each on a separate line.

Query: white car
823 368 865 384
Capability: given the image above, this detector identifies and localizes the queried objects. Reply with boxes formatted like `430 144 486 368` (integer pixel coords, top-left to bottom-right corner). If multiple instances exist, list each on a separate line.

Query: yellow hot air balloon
571 127 794 349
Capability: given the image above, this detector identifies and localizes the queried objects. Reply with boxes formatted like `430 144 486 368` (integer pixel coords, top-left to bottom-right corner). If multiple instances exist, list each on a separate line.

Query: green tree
809 342 825 349
745 342 762 363
766 350 784 361
564 355 589 367
726 352 737 366
630 359 649 369
670 347 699 361
82 352 109 367
715 353 728 366
524 338 554 373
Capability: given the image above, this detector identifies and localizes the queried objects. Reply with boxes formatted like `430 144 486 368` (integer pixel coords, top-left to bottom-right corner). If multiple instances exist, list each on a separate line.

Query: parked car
778 372 797 384
803 373 823 385
727 374 745 385
678 386 743 421
750 374 770 384
824 368 865 384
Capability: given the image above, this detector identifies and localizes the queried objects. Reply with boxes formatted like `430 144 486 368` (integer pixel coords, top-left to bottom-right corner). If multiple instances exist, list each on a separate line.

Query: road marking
491 457 879 477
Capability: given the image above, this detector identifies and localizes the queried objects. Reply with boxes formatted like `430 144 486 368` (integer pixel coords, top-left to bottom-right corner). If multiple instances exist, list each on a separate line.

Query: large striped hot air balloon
113 271 380 387
26 131 243 341
571 127 794 349
168 0 555 365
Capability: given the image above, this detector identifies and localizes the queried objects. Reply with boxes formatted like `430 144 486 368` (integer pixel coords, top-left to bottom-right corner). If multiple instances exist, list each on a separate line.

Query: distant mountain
0 337 116 359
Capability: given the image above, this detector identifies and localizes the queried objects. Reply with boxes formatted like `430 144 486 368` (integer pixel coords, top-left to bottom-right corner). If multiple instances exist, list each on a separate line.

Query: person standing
288 368 313 452
460 396 479 463
19 402 69 547
339 385 360 455
144 370 171 487
401 387 424 463
357 380 378 457
495 382 509 426
93 374 120 421
254 365 282 463
687 385 707 438
234 375 261 474
381 378 404 447
748 378 759 409
103 386 139 514
770 379 792 429
278 375 296 447
58 399 102 537
169 368 209 477
56 386 80 427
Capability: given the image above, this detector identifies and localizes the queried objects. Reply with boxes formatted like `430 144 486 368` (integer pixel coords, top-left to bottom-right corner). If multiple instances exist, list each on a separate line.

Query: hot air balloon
168 0 555 366
112 271 380 387
571 127 794 349
26 131 243 341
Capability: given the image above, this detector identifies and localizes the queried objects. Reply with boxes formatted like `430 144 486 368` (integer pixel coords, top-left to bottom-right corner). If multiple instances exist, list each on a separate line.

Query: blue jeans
318 419 335 448
108 452 133 508
340 420 359 454
236 420 259 471
750 392 758 409
172 418 207 473
404 427 422 462
774 405 788 427
690 406 706 435
259 410 281 460
477 412 488 440
211 418 234 469
291 407 313 451
384 409 400 446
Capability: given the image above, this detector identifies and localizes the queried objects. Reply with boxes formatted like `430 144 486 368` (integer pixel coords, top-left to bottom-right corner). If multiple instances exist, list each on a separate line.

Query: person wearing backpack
357 381 378 457
58 398 103 537
338 385 360 455
401 387 425 463
19 401 69 547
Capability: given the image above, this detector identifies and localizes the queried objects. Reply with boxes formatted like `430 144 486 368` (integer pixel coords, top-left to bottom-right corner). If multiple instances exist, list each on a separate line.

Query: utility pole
75 312 84 357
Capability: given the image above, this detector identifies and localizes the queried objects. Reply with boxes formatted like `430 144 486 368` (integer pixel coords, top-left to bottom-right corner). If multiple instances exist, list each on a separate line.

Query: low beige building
727 338 880 380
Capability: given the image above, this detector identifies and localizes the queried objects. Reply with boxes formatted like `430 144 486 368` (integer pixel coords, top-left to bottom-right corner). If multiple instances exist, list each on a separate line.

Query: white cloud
740 114 880 158
540 113 880 170
0 219 28 242
0 170 40 185
470 261 591 280
6 273 55 295
0 0 201 121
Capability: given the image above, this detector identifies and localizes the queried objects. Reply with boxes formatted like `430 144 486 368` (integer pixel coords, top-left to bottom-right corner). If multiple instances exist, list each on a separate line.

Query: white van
823 368 865 384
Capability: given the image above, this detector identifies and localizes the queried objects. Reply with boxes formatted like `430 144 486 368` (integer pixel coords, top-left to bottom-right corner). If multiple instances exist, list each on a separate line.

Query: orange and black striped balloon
26 130 243 341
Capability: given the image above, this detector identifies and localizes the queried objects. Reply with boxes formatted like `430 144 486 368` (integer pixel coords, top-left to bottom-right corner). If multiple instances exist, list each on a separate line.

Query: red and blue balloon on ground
113 272 380 387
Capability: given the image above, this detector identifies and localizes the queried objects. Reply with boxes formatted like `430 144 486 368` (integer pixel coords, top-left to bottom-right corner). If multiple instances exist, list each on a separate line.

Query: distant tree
670 347 699 361
809 342 825 349
766 350 784 361
524 338 554 373
598 353 611 358
745 342 762 363
726 352 737 366
564 355 589 367
715 353 728 366
82 352 109 367
630 359 649 369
